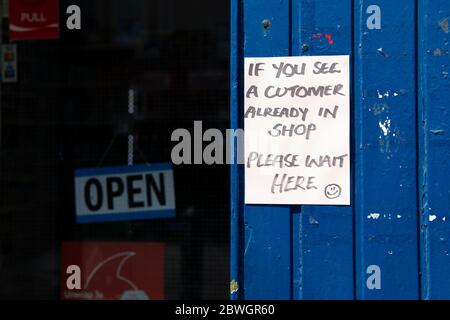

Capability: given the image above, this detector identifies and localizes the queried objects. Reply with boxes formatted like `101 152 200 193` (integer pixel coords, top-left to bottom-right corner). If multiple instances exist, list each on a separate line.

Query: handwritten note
244 55 350 205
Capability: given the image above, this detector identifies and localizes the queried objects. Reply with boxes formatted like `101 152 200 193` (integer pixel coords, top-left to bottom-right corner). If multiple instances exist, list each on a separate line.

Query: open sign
74 163 175 224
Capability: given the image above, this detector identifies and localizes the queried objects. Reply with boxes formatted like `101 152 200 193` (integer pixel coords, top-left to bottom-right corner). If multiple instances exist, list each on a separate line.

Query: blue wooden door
230 0 450 300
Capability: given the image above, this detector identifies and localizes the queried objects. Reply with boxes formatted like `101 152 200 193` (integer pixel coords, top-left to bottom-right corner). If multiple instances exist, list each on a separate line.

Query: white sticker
244 55 350 205
1 44 18 83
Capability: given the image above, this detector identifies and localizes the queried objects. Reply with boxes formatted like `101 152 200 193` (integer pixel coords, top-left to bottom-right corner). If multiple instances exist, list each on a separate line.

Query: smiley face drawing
324 184 342 199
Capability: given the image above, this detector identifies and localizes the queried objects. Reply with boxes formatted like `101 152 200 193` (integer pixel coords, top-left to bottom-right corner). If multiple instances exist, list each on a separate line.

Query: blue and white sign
74 163 175 224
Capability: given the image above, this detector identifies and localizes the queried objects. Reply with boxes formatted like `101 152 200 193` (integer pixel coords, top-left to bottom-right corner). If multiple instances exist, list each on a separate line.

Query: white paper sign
244 55 350 205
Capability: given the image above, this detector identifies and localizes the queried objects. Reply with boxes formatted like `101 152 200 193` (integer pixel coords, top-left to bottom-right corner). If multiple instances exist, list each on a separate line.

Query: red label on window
61 242 165 300
9 0 60 41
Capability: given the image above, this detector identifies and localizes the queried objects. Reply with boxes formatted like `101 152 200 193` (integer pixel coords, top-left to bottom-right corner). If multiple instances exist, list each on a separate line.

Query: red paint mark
311 33 334 45
325 34 334 45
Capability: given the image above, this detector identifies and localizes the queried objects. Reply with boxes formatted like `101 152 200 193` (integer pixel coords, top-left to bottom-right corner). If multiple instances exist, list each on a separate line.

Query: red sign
61 242 165 300
9 0 60 41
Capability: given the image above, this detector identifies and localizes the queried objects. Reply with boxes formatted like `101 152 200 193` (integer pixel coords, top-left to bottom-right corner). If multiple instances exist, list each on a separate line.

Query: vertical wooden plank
292 0 355 300
354 0 420 299
418 0 450 300
242 0 292 300
230 0 242 300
